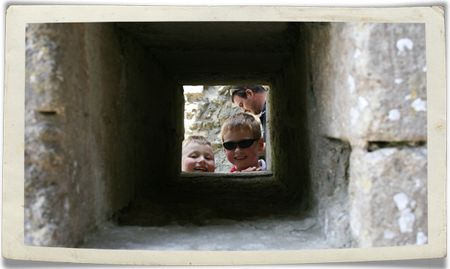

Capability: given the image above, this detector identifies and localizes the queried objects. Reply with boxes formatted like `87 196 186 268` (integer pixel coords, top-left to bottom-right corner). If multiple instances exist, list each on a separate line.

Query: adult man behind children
230 85 267 140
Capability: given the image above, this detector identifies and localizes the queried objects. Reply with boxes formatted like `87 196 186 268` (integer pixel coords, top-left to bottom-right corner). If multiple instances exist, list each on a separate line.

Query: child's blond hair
220 113 262 141
182 135 212 153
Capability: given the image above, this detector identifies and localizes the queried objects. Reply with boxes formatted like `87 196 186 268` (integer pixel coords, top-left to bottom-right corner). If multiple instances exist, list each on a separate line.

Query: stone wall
24 22 428 249
25 23 134 246
306 23 427 247
24 23 183 246
118 26 184 191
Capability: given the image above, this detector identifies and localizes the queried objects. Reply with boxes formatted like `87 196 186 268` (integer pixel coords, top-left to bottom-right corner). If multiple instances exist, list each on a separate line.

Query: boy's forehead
223 126 253 138
183 142 213 153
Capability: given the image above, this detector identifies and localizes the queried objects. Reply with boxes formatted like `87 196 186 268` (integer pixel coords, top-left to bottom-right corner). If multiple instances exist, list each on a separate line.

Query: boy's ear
245 89 253 97
257 138 265 152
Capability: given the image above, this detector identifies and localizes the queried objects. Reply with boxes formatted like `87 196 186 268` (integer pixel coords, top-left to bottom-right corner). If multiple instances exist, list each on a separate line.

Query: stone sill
180 171 273 178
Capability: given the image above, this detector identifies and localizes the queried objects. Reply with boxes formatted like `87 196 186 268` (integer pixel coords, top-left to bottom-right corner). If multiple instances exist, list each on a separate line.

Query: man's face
232 90 262 115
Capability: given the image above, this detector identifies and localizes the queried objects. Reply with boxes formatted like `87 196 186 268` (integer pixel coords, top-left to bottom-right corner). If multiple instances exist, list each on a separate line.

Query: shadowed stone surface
25 23 137 246
82 217 326 250
25 22 427 250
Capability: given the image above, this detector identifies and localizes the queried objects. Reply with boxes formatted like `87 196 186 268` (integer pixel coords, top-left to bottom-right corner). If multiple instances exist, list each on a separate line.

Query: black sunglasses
223 139 258 150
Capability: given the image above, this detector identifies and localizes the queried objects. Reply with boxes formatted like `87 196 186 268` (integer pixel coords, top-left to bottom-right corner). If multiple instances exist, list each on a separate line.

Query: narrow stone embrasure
25 21 427 250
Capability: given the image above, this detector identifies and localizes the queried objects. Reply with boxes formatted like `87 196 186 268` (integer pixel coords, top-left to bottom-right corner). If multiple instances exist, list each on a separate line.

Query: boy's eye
189 153 198 158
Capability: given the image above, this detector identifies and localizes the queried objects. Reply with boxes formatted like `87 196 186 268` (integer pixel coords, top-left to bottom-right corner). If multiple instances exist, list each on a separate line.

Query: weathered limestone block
311 23 426 143
309 137 352 248
350 23 426 141
349 147 427 247
25 24 75 246
308 22 427 248
26 25 65 113
25 23 143 247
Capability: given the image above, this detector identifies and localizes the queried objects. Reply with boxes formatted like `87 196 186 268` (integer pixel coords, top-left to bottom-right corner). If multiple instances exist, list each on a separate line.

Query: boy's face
222 127 264 171
182 143 215 172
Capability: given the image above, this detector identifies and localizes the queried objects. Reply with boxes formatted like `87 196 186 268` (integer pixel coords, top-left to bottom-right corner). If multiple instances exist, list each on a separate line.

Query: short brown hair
182 135 211 153
220 113 262 141
231 85 266 103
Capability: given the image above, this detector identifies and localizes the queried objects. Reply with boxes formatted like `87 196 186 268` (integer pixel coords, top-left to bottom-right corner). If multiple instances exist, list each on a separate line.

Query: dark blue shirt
260 102 266 141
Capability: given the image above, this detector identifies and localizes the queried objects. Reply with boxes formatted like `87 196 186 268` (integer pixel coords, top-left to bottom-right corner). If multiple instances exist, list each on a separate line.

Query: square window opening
182 85 272 174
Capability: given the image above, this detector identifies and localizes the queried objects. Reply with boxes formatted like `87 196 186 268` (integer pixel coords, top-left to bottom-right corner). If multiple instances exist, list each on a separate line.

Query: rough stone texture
116 22 292 84
25 22 427 250
349 147 427 247
25 23 182 246
82 217 326 250
183 85 241 172
307 23 427 248
309 23 426 143
117 26 184 191
25 23 131 246
309 136 352 248
271 34 310 203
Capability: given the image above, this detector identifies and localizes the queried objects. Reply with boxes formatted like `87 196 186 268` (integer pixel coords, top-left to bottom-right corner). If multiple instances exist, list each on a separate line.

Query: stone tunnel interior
26 22 353 249
108 22 313 225
25 19 429 250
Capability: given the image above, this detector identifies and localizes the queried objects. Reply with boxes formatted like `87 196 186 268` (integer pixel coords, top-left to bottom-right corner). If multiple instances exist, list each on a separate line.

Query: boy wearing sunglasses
221 113 266 172
181 135 215 172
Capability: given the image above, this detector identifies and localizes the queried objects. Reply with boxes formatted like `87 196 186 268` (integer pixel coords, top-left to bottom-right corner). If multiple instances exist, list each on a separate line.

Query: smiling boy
181 135 215 172
220 113 266 172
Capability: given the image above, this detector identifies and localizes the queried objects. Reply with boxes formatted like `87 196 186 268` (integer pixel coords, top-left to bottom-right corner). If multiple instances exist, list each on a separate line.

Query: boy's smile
182 143 215 172
222 127 263 171
193 163 209 172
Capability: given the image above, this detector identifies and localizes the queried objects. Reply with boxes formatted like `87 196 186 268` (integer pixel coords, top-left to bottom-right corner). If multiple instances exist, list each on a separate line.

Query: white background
0 0 447 268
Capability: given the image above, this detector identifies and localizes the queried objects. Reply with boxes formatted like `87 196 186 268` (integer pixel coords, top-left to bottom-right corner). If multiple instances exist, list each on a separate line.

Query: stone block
308 135 352 248
25 22 173 246
310 23 426 144
349 147 427 247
